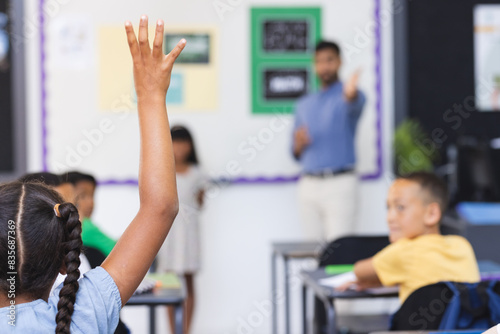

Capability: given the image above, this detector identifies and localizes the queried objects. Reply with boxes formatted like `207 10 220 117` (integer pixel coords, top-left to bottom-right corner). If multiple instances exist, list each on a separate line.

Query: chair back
314 235 390 334
83 246 107 269
391 280 500 330
318 235 390 266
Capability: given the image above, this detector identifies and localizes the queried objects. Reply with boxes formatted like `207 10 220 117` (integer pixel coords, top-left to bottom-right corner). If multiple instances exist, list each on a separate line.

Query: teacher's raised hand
344 69 361 102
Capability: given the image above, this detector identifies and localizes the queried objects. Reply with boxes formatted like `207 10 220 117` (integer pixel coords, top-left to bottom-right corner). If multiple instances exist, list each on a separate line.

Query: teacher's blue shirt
292 81 366 173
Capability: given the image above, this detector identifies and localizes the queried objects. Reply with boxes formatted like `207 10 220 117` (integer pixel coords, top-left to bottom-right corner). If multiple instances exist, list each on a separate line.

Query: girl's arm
101 16 185 305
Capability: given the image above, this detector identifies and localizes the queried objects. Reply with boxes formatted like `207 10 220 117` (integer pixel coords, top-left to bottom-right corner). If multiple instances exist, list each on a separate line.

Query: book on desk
133 272 182 295
319 270 399 295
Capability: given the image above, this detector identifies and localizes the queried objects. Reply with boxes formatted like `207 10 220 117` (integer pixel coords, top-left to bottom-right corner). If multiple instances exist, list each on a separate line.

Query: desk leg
272 252 278 334
149 305 156 334
174 303 184 334
323 299 336 334
284 256 290 334
302 283 307 334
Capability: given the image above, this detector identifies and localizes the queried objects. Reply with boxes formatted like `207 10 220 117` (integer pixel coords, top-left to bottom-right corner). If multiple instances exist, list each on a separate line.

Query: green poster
251 7 322 114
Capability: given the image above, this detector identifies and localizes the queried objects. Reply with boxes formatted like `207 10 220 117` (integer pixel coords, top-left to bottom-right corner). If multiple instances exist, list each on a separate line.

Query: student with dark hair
19 172 62 187
18 171 93 286
340 172 480 302
0 16 184 333
63 171 97 218
19 172 76 203
157 125 206 334
170 125 199 164
292 39 366 242
64 171 117 256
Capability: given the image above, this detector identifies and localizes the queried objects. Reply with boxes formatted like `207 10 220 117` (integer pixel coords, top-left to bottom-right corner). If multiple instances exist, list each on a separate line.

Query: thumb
165 39 187 67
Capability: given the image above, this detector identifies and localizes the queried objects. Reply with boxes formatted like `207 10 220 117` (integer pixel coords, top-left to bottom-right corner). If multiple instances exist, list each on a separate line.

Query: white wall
23 0 395 333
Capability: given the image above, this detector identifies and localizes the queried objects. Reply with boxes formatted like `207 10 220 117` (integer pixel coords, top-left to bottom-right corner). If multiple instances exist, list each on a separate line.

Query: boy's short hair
399 172 449 215
315 40 341 56
64 171 97 187
19 172 62 187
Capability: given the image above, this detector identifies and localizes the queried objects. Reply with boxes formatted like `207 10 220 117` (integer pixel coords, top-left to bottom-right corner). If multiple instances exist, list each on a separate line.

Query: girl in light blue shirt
0 16 185 333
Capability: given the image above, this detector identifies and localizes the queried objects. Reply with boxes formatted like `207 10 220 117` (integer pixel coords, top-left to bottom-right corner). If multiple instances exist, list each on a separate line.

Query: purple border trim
98 179 139 186
360 0 383 181
40 0 383 185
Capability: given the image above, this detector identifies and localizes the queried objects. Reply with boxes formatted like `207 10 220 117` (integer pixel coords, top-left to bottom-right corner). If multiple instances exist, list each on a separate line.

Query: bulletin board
98 25 219 112
474 4 500 112
251 7 321 114
39 0 384 183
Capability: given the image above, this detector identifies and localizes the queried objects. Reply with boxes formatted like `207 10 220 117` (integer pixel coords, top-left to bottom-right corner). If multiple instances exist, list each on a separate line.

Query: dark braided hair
55 202 82 334
0 181 82 333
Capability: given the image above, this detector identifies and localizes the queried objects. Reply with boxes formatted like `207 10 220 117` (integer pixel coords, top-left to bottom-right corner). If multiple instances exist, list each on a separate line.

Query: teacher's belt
303 168 354 178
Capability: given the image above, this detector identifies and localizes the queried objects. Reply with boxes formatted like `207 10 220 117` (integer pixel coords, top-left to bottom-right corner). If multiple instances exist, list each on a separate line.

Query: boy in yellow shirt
350 172 480 302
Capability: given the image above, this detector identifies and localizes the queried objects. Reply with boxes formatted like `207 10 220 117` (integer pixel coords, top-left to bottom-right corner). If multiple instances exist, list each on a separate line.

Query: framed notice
474 4 500 112
251 7 321 114
164 33 210 64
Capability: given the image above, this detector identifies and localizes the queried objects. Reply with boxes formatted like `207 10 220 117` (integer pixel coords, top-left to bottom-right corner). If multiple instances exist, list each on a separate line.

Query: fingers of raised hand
152 20 165 59
350 69 361 85
138 15 151 56
125 21 140 63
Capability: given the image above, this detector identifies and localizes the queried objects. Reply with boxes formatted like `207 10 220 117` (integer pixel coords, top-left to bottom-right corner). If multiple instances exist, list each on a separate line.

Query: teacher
292 40 366 242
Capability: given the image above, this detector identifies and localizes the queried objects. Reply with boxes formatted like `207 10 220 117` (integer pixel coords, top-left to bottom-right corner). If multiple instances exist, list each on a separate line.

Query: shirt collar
321 80 342 94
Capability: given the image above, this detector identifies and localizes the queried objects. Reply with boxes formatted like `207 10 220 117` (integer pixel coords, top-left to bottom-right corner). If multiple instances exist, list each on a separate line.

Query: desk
300 268 398 334
126 277 186 334
456 202 500 264
301 261 500 334
271 241 323 334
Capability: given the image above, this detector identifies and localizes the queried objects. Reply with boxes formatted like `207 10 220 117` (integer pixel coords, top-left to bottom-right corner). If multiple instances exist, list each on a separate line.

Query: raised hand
125 16 186 101
344 69 361 102
101 17 183 305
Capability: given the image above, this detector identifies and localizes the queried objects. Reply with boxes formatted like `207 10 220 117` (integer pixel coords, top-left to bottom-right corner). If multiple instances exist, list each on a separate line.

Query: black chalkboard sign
264 69 308 100
263 20 309 52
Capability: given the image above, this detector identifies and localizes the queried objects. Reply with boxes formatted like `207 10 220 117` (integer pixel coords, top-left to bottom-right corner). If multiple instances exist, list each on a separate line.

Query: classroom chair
391 280 500 331
317 236 390 266
315 235 391 334
83 246 107 268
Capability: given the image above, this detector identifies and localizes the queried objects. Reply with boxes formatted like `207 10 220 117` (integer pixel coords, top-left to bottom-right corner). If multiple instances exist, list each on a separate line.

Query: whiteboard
41 0 383 183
